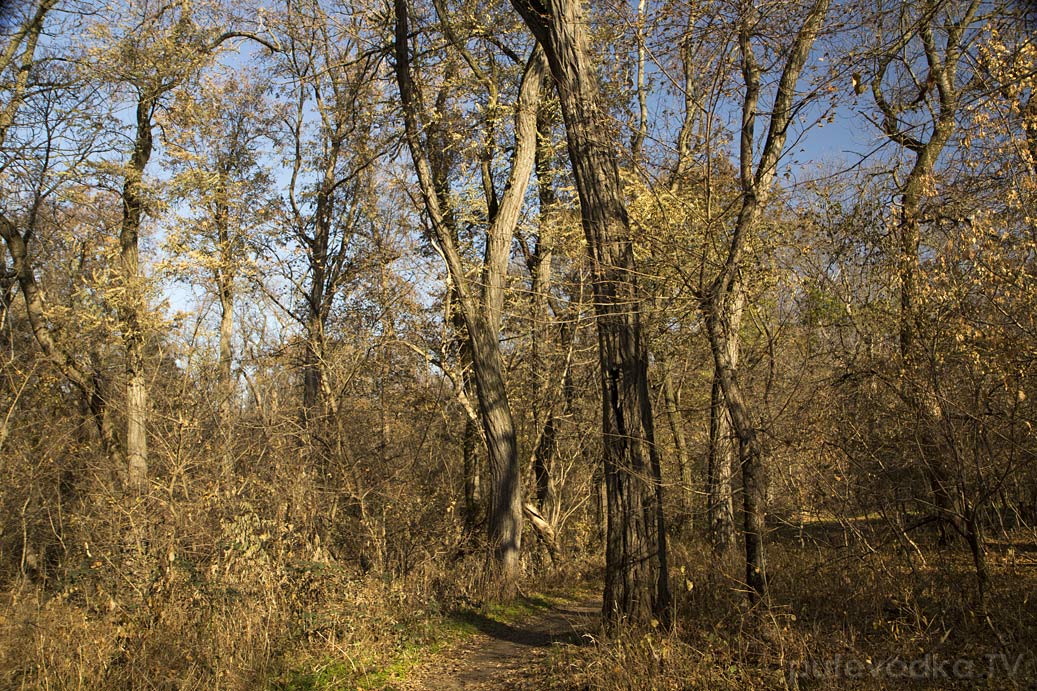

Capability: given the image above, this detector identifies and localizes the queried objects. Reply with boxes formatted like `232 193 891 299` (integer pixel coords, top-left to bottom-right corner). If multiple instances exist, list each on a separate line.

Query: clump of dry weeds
539 531 1037 691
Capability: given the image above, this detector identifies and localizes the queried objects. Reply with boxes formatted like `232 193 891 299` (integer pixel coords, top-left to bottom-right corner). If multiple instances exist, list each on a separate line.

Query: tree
164 70 275 473
700 0 830 604
511 0 670 625
863 0 1025 601
0 0 127 473
863 0 983 549
394 0 546 583
245 0 384 423
86 0 216 493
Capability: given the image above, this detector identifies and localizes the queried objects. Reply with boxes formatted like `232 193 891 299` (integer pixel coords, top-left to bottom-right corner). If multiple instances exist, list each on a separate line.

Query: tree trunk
119 95 155 496
217 275 234 385
705 292 767 602
214 191 235 406
302 317 323 414
463 414 481 532
512 0 670 627
707 368 736 556
468 318 522 579
707 285 741 555
530 104 558 524
216 267 235 478
394 7 545 584
702 0 830 604
659 358 693 528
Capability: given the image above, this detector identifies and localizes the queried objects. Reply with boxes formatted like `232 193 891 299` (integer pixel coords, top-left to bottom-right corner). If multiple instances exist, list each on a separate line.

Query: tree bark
706 367 735 555
702 0 830 604
118 94 155 496
215 242 234 394
462 414 481 531
393 4 546 583
705 286 767 600
511 0 670 627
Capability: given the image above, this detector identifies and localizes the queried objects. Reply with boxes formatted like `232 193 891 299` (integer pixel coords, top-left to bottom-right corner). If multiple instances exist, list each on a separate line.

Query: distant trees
164 72 275 475
264 0 386 423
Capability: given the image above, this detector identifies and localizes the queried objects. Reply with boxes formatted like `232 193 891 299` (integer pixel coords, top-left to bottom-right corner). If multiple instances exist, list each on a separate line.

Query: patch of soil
403 595 600 690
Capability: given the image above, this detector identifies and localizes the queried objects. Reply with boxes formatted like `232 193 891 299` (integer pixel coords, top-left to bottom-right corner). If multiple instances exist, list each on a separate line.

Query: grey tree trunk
705 291 767 600
706 369 736 555
511 0 670 626
119 95 155 495
394 5 546 583
703 0 830 604
706 286 741 555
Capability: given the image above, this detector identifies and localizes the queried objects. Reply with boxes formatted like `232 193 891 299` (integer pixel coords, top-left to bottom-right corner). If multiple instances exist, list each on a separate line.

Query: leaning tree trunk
512 0 670 627
705 281 766 600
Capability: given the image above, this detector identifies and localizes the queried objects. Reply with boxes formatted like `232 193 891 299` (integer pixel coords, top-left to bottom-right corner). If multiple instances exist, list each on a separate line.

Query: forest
0 0 1034 688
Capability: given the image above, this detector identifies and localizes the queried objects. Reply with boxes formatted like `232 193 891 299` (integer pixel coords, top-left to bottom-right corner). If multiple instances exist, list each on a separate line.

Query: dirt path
403 595 601 690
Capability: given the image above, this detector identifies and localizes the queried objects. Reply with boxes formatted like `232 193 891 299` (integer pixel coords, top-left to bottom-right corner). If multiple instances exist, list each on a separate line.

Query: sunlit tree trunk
512 0 670 626
394 3 546 583
530 101 559 524
118 94 154 495
707 285 742 556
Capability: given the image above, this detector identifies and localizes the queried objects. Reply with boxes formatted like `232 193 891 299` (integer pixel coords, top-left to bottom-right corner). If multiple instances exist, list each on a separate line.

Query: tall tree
510 0 670 625
701 0 830 603
89 0 215 493
394 0 546 583
165 71 275 466
865 0 999 595
0 0 126 474
268 0 384 422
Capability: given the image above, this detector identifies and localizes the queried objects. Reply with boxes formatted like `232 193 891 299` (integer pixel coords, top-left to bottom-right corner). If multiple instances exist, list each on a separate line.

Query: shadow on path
447 604 592 648
410 594 601 690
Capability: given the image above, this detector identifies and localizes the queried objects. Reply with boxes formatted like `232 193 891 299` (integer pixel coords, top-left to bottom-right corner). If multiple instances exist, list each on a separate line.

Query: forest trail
402 594 601 690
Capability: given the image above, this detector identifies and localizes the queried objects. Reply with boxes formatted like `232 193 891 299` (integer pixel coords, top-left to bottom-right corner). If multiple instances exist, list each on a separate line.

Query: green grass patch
273 588 587 690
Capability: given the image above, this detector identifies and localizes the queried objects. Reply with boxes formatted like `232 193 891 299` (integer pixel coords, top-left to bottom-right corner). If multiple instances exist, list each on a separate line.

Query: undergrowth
537 530 1037 691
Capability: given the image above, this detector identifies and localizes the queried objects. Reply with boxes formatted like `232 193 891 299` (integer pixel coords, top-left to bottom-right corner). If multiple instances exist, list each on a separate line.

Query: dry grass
2 476 1034 691
539 529 1037 691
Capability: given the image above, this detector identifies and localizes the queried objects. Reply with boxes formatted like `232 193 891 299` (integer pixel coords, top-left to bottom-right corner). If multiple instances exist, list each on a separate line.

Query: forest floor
397 591 601 690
